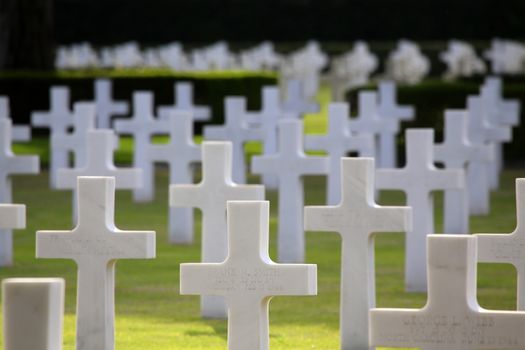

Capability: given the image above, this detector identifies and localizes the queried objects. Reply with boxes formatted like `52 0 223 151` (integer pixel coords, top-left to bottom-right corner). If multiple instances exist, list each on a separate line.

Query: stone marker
205 97 263 184
171 141 264 318
304 157 411 350
376 129 464 292
350 91 397 162
180 200 317 350
477 178 525 310
305 103 374 205
377 81 415 168
282 79 319 117
157 82 211 122
36 177 156 350
94 79 129 129
467 96 511 215
31 86 73 188
0 96 31 142
3 278 65 350
57 130 142 222
370 234 525 350
434 110 494 234
147 113 200 244
114 91 169 202
0 119 38 265
51 102 96 169
252 120 329 263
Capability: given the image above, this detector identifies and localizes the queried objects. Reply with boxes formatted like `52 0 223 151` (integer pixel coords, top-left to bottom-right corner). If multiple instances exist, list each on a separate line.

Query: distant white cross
282 79 319 118
57 130 142 223
350 91 397 162
466 95 510 215
305 157 411 349
0 97 31 142
477 178 525 310
434 110 494 234
377 80 415 168
94 79 129 129
305 103 374 204
157 82 211 122
371 234 525 350
114 91 169 202
180 200 316 350
51 102 96 169
252 120 329 263
31 86 73 188
205 97 263 184
37 176 155 350
170 141 264 318
0 118 38 266
376 129 464 292
146 113 200 244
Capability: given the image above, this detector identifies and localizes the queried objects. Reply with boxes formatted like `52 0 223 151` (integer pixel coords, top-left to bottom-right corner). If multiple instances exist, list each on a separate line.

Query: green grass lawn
0 85 524 349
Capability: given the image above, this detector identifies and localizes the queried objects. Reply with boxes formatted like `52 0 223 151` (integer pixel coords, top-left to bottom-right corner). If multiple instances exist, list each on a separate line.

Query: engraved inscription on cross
252 120 329 263
305 157 411 350
94 79 129 129
376 129 464 292
377 81 415 168
115 91 169 202
146 112 200 244
434 110 494 234
477 179 525 310
305 103 374 205
37 177 155 350
170 141 264 318
31 86 73 188
180 201 316 350
204 97 263 184
157 82 211 122
371 235 525 350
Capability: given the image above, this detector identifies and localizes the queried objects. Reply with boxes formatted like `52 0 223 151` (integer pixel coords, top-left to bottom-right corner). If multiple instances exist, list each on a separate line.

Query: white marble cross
31 86 73 188
157 82 211 122
146 113 200 244
282 79 319 118
434 110 494 234
467 96 511 215
36 176 155 350
170 141 264 318
0 119 38 266
204 97 263 184
57 130 142 222
371 234 525 350
304 157 411 350
114 91 169 202
252 120 329 263
305 103 374 205
2 278 64 350
350 91 398 162
377 81 415 168
477 178 525 310
376 129 464 292
180 200 316 350
51 102 96 170
94 79 129 129
0 201 26 266
0 97 31 142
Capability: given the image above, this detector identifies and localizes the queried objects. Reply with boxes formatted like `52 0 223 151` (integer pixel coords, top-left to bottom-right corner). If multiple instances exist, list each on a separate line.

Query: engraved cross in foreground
370 234 525 350
180 201 317 350
36 177 155 350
